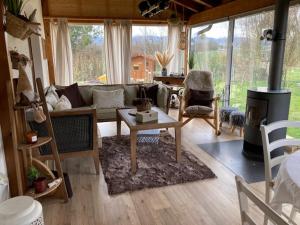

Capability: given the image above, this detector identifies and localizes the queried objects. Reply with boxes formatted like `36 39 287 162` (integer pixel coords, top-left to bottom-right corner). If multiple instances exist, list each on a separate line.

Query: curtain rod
43 16 188 24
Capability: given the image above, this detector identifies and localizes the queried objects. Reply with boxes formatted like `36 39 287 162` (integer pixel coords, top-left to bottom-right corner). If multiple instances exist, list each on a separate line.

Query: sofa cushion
45 85 59 108
79 85 124 106
124 85 138 106
54 95 72 111
93 89 125 109
56 83 86 108
96 108 118 121
138 84 158 106
157 84 169 112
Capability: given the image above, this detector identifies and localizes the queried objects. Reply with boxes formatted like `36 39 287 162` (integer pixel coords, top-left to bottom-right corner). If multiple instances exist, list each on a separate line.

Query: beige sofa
78 83 170 122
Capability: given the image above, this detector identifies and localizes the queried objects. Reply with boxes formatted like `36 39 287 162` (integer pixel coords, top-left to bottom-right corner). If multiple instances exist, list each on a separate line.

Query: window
283 5 300 138
191 21 229 98
69 24 106 85
131 25 168 83
230 11 274 110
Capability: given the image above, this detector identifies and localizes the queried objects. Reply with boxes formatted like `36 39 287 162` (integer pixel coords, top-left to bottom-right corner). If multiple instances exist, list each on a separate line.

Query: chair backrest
182 70 214 106
235 176 288 225
260 120 300 202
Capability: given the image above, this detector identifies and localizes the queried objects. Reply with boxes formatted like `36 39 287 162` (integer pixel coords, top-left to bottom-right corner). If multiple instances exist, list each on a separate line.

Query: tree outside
69 25 106 85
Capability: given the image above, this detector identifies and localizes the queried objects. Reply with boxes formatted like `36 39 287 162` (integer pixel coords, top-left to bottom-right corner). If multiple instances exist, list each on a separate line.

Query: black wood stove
242 0 292 161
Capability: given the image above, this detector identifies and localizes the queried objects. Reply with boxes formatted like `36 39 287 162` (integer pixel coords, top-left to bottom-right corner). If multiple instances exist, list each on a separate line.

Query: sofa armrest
157 84 171 113
28 106 97 156
49 106 96 118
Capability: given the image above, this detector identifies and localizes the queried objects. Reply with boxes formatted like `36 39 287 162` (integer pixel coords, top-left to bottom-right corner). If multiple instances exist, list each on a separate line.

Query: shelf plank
18 136 52 150
25 178 62 199
14 102 43 110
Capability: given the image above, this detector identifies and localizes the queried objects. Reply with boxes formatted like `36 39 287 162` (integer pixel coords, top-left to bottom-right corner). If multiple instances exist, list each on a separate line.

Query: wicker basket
134 98 152 112
5 12 40 40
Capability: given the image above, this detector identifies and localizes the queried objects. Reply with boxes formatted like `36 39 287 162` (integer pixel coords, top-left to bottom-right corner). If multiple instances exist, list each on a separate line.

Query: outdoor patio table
270 151 300 213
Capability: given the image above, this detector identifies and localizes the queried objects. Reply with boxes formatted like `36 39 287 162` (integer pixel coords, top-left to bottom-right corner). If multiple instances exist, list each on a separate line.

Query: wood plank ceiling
43 0 277 24
43 0 230 22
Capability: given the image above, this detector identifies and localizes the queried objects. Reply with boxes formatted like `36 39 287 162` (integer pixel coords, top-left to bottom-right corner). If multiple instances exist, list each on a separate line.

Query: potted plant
27 166 47 193
4 0 40 40
155 50 174 76
188 51 195 71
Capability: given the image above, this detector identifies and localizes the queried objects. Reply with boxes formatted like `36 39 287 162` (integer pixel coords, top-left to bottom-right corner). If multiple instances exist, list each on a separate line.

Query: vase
161 68 167 76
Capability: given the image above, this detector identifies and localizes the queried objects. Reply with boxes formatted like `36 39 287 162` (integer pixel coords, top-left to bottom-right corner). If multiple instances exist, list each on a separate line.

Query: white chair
235 176 288 225
260 120 300 224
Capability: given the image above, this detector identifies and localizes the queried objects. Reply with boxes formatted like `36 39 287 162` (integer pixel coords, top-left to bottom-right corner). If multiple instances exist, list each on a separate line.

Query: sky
132 25 168 36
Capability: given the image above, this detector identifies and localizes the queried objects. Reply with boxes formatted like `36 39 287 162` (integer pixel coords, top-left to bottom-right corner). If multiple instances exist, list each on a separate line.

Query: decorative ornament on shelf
25 130 38 144
155 50 174 76
10 50 31 69
16 63 37 105
178 31 186 50
4 0 41 40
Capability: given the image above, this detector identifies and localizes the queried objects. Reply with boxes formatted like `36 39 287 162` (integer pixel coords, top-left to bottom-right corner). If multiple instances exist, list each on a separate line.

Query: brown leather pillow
56 83 86 108
188 89 214 108
137 84 159 106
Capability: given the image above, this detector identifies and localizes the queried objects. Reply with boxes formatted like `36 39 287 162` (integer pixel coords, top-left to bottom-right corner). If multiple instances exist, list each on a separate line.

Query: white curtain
0 126 9 202
167 24 183 74
50 19 73 85
104 20 132 84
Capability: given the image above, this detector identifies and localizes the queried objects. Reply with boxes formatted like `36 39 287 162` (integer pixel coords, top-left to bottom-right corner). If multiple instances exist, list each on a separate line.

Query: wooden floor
42 109 299 225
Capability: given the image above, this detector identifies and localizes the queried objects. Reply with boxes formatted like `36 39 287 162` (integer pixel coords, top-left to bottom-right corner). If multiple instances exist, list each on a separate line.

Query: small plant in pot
27 166 47 193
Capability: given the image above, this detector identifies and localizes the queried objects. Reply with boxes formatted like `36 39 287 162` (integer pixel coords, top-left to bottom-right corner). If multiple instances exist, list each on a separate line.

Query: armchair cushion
188 89 214 107
185 105 213 116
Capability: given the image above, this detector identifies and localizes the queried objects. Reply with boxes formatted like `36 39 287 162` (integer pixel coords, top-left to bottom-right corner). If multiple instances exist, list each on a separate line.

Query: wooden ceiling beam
192 0 213 8
172 0 202 13
188 0 276 25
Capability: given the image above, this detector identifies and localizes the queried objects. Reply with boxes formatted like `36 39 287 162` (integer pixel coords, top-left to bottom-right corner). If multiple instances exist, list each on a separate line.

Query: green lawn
227 68 300 138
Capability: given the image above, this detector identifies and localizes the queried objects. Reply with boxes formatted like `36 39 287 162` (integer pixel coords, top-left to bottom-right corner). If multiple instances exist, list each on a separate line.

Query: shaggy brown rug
100 132 216 195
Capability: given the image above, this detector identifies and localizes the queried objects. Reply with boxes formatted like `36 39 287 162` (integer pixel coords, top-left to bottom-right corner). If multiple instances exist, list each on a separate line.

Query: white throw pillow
93 89 125 109
54 95 72 111
47 103 54 112
45 85 59 108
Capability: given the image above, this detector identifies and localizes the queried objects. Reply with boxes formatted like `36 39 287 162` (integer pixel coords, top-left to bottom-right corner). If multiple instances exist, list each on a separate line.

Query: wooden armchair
178 71 221 135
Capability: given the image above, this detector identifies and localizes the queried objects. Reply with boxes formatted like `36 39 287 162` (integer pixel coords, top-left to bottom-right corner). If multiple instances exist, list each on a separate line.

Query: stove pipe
268 0 290 90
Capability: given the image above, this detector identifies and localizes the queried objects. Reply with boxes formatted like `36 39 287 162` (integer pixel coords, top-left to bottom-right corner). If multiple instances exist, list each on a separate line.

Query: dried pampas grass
155 51 174 68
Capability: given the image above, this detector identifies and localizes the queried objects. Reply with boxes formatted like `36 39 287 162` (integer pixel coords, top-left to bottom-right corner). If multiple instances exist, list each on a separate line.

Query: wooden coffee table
116 107 181 174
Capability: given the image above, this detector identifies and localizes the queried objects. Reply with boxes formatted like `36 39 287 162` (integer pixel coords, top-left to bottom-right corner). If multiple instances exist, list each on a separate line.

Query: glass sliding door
283 5 300 137
230 11 274 110
191 21 229 99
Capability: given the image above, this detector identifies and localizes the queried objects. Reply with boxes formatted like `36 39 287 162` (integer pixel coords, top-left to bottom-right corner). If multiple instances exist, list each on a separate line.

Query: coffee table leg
117 110 121 138
175 126 181 162
130 130 137 174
